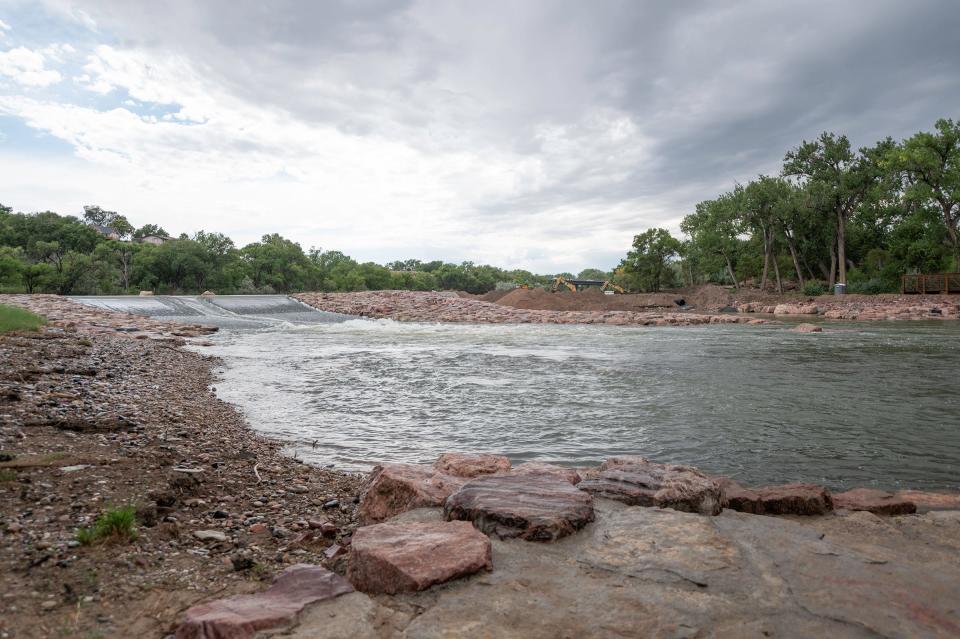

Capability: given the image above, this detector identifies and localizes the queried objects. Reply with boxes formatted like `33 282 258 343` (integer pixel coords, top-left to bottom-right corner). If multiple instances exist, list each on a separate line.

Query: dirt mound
496 288 578 310
684 285 733 309
477 289 513 303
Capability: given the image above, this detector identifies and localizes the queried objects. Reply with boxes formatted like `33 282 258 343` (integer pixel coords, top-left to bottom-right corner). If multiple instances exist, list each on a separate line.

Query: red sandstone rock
791 323 822 333
445 474 594 541
723 481 833 515
599 455 650 471
175 564 353 639
895 490 960 511
774 304 819 315
578 459 722 515
833 488 916 515
511 461 582 484
434 452 511 478
347 520 492 594
357 463 466 525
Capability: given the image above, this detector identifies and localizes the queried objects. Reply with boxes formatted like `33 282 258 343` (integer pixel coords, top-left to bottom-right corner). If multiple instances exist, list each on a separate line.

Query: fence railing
901 273 960 294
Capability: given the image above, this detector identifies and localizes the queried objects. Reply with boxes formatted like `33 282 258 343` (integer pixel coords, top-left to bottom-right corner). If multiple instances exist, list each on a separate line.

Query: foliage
619 228 681 292
0 304 45 333
75 505 138 545
801 280 828 296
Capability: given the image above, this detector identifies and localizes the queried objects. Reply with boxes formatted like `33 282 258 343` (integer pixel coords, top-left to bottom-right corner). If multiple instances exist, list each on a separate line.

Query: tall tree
783 133 878 286
891 119 960 269
619 228 681 292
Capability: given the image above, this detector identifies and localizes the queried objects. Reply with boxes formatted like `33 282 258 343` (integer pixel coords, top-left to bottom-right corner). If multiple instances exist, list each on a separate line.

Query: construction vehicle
550 276 577 293
601 280 626 294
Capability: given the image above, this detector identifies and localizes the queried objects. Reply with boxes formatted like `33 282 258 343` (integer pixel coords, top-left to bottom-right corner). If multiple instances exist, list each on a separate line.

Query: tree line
616 118 959 294
0 204 593 295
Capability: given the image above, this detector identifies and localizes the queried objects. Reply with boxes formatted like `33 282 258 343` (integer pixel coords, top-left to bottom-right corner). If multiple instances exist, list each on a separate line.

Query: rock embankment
294 291 768 326
180 451 960 638
0 294 217 341
737 295 960 320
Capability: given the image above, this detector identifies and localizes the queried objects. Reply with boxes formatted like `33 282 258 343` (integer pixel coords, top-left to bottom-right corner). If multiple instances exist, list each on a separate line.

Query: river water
196 311 960 492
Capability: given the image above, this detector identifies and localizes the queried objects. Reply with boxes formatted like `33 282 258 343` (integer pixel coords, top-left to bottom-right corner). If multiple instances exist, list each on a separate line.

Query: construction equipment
550 276 577 293
601 280 626 294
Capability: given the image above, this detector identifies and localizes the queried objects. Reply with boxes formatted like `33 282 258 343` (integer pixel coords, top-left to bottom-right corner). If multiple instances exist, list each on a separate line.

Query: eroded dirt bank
0 296 365 639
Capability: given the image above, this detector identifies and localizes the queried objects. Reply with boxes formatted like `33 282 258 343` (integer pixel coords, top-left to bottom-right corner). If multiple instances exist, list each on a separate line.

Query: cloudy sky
0 1 958 273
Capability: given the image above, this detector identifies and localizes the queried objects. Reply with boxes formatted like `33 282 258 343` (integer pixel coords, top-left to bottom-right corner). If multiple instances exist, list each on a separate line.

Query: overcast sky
0 1 958 273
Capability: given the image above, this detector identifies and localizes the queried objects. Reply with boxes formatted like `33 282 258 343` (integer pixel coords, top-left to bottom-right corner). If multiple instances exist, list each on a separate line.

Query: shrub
75 505 138 545
846 278 897 294
801 280 828 296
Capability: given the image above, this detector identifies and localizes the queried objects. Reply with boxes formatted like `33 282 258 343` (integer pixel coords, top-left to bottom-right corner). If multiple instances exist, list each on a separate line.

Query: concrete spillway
69 295 350 329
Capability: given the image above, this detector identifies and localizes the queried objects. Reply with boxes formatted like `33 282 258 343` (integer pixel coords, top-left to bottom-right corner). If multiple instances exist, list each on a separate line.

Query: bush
801 280 828 296
846 278 897 294
75 505 138 545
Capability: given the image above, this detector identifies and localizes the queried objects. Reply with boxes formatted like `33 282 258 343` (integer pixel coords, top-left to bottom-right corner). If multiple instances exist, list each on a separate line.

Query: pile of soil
683 284 734 309
493 288 681 312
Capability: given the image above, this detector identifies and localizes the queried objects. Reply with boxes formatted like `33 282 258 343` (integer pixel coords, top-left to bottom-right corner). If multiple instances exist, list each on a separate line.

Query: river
74 295 960 491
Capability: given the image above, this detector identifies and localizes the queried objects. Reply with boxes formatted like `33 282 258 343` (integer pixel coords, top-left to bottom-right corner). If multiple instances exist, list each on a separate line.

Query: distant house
136 234 172 246
92 225 121 240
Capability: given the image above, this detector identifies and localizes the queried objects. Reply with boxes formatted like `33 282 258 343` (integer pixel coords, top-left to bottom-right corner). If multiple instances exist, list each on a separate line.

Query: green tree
891 119 960 269
619 228 681 292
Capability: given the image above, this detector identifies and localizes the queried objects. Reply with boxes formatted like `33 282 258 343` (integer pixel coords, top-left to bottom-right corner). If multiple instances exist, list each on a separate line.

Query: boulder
723 482 833 515
511 461 581 485
357 463 466 525
445 474 594 541
578 459 722 515
434 453 511 478
774 304 819 315
791 323 822 333
833 488 916 515
175 564 353 639
347 521 492 594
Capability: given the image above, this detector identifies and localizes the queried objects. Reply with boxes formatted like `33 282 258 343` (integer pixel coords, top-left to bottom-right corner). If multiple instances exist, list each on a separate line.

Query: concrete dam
69 294 350 328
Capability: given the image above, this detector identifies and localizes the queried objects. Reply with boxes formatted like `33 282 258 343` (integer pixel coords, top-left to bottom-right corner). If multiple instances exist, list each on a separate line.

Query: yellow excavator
550 276 577 293
601 280 626 294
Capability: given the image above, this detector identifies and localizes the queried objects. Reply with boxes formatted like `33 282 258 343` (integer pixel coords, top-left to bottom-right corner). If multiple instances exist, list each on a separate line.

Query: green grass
0 469 16 482
0 304 45 333
75 505 138 545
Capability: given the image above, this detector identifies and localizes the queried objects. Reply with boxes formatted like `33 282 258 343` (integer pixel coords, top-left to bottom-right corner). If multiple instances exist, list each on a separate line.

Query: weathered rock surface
347 521 491 594
791 322 823 333
444 474 594 541
834 488 917 515
357 463 466 525
774 303 819 315
433 452 511 478
578 458 722 515
175 564 353 639
289 501 960 638
511 461 582 484
723 481 834 515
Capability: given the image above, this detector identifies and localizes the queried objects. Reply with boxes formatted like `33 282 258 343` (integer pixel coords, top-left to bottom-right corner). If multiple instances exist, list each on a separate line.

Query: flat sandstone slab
175 564 353 639
444 474 595 541
433 452 511 478
578 458 722 515
348 520 492 594
833 488 916 515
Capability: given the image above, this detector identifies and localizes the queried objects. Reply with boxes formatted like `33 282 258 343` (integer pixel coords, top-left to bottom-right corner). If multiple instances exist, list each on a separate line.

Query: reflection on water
202 317 960 491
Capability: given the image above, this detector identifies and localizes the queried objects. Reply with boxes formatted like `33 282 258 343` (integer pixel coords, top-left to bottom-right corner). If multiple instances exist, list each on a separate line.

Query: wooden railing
901 273 960 294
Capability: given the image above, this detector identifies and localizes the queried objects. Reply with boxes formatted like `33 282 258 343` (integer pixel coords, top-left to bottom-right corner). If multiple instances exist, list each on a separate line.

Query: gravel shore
0 298 365 639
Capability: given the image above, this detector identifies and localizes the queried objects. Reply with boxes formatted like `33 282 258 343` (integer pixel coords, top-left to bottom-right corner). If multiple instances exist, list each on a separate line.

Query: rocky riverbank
294 291 770 326
736 294 960 320
0 303 365 639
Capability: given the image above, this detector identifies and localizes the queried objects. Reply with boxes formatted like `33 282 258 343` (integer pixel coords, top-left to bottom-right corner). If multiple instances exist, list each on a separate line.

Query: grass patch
0 304 45 334
75 505 138 545
0 469 16 482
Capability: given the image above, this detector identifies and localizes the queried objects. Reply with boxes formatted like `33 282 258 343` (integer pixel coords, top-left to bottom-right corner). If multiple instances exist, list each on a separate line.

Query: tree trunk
773 252 783 294
829 245 837 289
759 224 770 291
722 252 739 290
785 234 805 288
836 211 847 285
